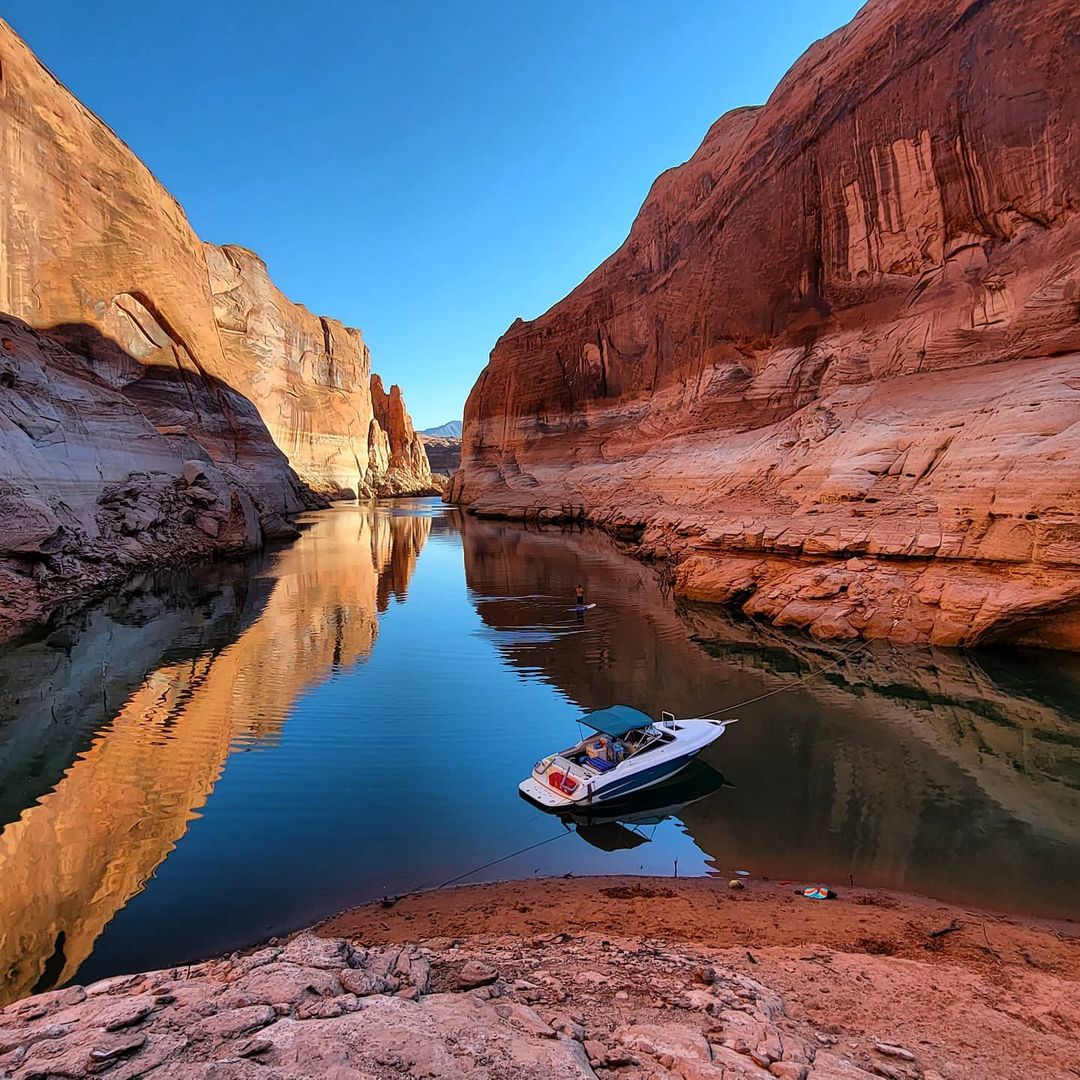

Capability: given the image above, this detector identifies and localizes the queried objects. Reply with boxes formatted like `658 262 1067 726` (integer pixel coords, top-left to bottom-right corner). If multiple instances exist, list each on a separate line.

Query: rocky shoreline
1 878 1076 1079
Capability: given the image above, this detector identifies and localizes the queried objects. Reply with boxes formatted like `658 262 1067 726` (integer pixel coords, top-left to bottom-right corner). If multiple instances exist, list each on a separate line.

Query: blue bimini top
579 705 653 738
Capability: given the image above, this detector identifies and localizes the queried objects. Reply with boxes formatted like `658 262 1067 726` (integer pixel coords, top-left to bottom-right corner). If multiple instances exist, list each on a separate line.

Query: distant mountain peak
420 420 462 438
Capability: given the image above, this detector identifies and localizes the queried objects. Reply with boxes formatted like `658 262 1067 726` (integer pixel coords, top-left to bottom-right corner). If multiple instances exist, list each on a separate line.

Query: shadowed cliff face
457 518 1080 915
0 316 309 640
421 435 462 478
0 19 432 638
0 507 431 1006
455 0 1080 649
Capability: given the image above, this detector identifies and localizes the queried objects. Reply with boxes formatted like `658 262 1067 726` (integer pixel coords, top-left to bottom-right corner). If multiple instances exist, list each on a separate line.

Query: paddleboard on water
573 603 597 611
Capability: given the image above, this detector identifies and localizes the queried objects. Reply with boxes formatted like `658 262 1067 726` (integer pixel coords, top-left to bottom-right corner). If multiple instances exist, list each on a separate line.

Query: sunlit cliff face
0 507 430 1005
453 0 1080 650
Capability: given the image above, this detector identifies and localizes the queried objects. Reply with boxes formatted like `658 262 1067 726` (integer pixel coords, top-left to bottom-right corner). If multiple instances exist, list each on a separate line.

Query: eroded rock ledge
0 933 995 1080
452 0 1080 649
3 877 1078 1080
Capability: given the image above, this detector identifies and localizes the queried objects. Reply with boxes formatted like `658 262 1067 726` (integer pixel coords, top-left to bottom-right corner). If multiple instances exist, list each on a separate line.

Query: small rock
616 1023 712 1064
550 1015 586 1042
296 997 346 1020
198 1004 275 1039
236 1036 272 1058
85 973 145 997
88 1031 147 1063
183 460 207 485
196 514 220 538
770 1063 809 1080
456 960 498 989
575 970 610 986
873 1042 915 1062
185 485 219 506
99 999 156 1031
872 1065 904 1080
338 968 386 997
279 934 349 970
585 1039 607 1064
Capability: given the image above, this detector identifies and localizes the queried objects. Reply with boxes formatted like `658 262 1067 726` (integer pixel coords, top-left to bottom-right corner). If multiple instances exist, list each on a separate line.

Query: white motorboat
519 705 729 809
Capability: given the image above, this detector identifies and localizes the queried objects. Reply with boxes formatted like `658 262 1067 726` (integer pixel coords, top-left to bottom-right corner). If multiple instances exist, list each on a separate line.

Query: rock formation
368 375 437 496
453 0 1080 649
0 19 432 640
2 915 1077 1080
420 433 462 478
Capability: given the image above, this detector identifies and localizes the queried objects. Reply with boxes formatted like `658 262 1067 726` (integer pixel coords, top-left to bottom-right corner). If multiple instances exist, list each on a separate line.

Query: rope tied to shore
699 620 899 719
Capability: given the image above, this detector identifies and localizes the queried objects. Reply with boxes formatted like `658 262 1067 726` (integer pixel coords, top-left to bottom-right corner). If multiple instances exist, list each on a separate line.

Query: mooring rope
698 620 898 719
433 829 572 891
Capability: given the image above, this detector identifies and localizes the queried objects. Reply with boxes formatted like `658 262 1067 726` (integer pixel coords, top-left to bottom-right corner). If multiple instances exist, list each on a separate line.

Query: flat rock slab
1 917 1076 1080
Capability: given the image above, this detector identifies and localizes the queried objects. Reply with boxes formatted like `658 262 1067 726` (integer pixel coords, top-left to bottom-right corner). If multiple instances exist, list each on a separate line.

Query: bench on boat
587 757 617 773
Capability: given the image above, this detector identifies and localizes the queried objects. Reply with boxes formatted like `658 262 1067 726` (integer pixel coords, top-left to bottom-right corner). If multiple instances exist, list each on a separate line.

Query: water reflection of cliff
0 505 430 1005
458 518 1080 917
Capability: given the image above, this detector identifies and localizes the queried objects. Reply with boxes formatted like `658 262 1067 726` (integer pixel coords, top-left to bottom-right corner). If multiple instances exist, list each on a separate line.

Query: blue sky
5 1 862 429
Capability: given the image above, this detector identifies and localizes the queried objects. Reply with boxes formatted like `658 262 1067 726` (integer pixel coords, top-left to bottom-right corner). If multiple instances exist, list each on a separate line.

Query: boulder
0 488 62 556
455 960 498 990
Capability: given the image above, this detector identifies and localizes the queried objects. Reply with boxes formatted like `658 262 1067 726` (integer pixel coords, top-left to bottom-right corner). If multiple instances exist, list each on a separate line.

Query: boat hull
520 719 726 809
588 752 697 802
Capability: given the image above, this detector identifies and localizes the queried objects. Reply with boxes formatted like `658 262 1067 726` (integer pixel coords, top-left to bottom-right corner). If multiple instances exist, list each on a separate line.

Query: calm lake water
1 498 1079 1004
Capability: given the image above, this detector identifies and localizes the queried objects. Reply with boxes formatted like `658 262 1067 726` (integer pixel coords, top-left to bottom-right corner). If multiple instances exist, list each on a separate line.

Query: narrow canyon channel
1 499 1078 1007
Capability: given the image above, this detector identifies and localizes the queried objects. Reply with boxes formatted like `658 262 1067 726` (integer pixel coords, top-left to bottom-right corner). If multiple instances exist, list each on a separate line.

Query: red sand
319 876 1080 1079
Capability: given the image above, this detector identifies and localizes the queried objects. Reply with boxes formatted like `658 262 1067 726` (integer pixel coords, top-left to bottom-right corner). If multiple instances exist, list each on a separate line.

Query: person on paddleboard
575 584 587 608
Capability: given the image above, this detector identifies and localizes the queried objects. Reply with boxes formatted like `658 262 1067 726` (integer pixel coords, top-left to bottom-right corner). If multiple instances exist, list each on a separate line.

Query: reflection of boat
519 705 728 808
551 760 728 851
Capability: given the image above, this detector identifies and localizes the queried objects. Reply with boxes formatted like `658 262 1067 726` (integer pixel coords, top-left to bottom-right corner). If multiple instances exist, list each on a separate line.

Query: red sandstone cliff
368 374 439 496
454 0 1080 649
205 245 432 500
0 20 432 638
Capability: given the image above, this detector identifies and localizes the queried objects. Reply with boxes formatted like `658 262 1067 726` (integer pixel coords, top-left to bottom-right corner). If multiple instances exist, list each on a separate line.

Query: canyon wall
205 245 432 500
453 0 1080 648
0 19 431 639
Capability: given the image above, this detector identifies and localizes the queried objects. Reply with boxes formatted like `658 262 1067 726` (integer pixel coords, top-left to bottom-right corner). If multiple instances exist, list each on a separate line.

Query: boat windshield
622 725 672 756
